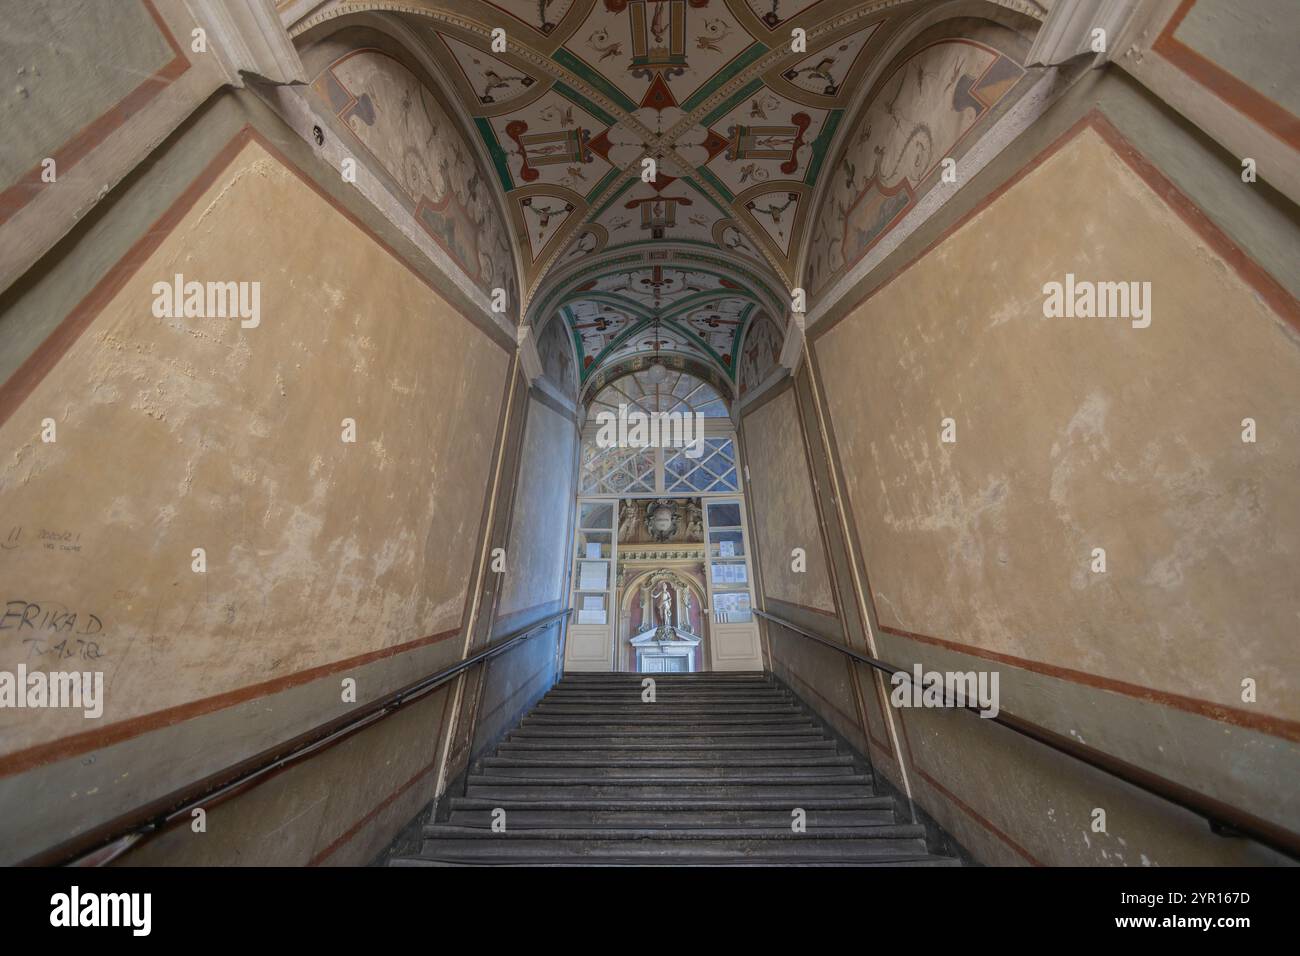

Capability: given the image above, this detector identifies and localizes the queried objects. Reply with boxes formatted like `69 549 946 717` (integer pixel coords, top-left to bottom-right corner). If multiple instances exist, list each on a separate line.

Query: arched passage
1 0 1296 874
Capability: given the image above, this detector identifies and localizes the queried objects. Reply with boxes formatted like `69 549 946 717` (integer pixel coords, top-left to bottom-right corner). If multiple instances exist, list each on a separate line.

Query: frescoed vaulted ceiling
294 0 1046 392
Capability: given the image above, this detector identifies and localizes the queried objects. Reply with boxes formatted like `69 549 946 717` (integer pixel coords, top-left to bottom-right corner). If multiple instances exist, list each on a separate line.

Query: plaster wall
496 395 579 621
468 391 580 763
0 84 519 864
745 67 1300 864
742 387 835 614
815 124 1300 726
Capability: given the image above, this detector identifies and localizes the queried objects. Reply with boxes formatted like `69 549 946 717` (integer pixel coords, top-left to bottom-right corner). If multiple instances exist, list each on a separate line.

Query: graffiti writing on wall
1 600 106 662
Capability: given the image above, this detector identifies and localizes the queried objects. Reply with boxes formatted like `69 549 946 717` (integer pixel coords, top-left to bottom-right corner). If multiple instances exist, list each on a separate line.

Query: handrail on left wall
19 609 573 868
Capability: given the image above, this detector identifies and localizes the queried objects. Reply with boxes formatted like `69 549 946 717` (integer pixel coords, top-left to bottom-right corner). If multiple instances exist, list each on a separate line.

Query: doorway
564 492 762 672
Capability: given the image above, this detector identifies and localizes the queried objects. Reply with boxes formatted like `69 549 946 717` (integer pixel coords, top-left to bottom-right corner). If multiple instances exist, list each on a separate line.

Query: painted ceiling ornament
436 33 537 105
643 498 681 542
507 121 594 182
619 0 714 110
726 113 810 175
500 0 577 35
625 188 692 239
442 0 1036 392
751 0 785 30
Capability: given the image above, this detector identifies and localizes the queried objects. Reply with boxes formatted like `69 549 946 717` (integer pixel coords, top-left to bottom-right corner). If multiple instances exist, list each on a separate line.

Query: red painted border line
1152 0 1300 151
308 756 439 866
1 119 515 428
1088 110 1300 333
0 0 190 227
308 690 453 866
0 625 461 778
881 622 1300 744
815 110 1299 339
814 109 1300 743
897 714 1042 865
0 124 253 430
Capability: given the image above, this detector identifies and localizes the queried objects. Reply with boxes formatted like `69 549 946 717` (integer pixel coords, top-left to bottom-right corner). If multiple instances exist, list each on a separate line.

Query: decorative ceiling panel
295 0 1046 387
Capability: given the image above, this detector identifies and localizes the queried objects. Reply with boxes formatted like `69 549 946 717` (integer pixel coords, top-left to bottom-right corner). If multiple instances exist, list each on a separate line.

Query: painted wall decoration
804 37 1026 298
437 32 537 105
490 0 580 36
737 309 783 395
547 259 771 380
782 21 881 96
567 298 636 370
311 49 519 314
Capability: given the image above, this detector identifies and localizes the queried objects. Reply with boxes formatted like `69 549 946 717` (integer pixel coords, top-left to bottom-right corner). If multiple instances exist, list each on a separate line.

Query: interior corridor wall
0 73 526 865
462 389 580 770
745 66 1300 865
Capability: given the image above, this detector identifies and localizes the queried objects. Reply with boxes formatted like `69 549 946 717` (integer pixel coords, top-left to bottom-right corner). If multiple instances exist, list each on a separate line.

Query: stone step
417 834 938 863
388 670 958 867
507 727 826 741
449 795 895 811
393 856 961 867
540 695 793 705
558 673 768 682
481 754 855 769
475 764 860 780
530 697 800 712
496 742 839 757
442 807 900 829
521 715 814 727
464 782 873 801
428 824 926 841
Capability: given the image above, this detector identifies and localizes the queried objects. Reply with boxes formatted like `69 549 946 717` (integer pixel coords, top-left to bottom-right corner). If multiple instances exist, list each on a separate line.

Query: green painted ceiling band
804 109 843 185
474 117 515 192
690 168 734 205
551 49 639 114
586 166 624 204
553 80 618 128
663 316 733 377
538 254 784 320
730 302 756 361
681 43 770 114
697 77 765 129
592 175 637 217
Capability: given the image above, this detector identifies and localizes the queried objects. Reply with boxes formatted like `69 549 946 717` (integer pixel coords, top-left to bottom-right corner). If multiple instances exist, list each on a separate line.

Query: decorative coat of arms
643 498 680 542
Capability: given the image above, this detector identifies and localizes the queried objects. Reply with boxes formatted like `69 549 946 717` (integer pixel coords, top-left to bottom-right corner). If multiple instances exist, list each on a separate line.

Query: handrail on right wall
753 608 1300 863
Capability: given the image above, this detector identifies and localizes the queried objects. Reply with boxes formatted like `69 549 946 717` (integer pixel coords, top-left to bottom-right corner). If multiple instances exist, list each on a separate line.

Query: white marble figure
654 581 673 629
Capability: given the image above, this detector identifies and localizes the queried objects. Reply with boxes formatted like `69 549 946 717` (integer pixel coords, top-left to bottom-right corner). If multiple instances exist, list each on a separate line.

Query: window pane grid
663 439 738 493
581 442 655 492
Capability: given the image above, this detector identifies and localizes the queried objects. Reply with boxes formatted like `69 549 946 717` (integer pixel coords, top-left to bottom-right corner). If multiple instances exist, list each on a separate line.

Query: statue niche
628 569 702 672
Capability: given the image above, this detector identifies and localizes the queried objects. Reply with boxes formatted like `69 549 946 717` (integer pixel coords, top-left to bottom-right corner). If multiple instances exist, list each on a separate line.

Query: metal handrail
20 609 572 867
754 608 1300 862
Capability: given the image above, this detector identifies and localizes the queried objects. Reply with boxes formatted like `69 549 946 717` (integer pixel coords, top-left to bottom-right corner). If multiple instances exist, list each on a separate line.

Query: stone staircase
391 672 960 866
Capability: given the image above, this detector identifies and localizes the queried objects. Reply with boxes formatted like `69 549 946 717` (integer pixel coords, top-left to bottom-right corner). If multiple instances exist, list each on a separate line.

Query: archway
620 561 710 673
